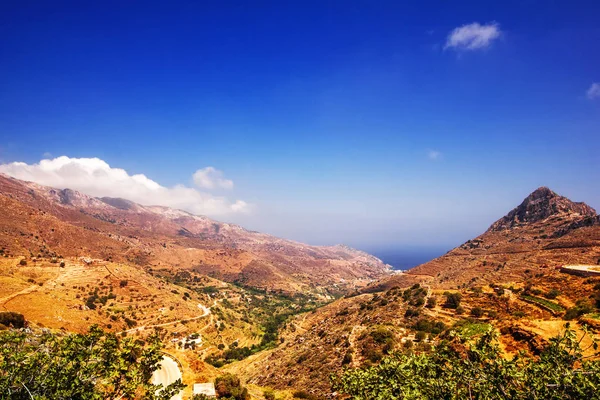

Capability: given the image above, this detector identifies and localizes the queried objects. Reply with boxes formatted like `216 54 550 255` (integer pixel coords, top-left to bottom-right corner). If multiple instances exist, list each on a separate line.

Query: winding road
151 355 183 400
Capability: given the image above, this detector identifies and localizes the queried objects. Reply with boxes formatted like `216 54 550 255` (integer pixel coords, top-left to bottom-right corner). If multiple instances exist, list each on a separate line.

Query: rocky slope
488 187 597 231
0 173 390 294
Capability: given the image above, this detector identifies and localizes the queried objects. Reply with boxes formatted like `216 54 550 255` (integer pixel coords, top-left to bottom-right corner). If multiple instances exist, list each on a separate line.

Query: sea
368 248 448 271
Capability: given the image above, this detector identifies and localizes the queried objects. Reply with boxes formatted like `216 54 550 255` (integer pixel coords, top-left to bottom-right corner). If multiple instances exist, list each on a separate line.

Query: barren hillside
0 173 391 294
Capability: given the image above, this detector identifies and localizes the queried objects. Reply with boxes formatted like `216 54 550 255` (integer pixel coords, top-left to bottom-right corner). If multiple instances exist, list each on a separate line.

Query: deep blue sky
1 1 599 256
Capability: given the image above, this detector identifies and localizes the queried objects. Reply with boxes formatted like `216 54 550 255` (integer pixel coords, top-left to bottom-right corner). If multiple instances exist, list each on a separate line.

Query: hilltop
401 186 600 289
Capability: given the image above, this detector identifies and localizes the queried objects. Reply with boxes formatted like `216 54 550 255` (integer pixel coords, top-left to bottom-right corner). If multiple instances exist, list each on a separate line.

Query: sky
0 1 599 257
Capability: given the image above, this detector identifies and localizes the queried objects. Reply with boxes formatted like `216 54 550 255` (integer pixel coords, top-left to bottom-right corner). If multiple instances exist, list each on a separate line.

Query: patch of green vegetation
564 300 594 320
206 290 323 366
521 294 565 312
453 319 491 337
412 318 446 335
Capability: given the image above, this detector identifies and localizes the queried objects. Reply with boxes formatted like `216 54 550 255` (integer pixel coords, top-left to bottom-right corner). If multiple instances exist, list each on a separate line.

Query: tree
425 297 436 309
215 373 249 400
332 325 600 400
443 292 462 309
0 325 184 399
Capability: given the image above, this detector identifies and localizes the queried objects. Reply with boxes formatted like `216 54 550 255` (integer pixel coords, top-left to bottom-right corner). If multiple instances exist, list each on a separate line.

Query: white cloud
427 149 442 160
192 166 233 190
586 82 600 100
445 22 501 51
0 156 250 216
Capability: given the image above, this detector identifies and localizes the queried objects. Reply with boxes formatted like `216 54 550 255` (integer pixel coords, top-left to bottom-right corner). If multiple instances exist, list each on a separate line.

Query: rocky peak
488 187 597 231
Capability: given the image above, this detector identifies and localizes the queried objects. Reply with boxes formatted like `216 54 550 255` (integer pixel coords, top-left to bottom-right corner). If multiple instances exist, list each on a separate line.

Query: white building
193 382 216 398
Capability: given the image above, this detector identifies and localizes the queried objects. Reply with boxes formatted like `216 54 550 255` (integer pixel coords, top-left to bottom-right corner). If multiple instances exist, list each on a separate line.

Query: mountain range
0 173 390 295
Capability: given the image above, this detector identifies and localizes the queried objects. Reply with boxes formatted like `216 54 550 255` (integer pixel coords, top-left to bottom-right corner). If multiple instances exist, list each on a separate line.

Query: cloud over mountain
0 156 249 216
193 167 234 190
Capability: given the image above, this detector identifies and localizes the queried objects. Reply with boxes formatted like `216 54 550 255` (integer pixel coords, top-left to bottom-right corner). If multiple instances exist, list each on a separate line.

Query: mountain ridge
0 173 391 294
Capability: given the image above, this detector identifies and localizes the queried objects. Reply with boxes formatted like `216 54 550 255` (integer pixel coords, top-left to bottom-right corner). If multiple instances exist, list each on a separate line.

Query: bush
563 301 594 320
0 312 25 328
119 280 128 288
426 297 437 308
293 391 319 400
342 350 353 365
263 388 276 400
470 307 484 318
404 308 421 318
370 328 394 344
19 259 27 266
413 318 446 335
544 289 560 300
215 373 249 400
443 292 462 309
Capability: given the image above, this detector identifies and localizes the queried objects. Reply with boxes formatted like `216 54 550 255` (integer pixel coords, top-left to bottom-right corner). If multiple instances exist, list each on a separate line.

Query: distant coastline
369 248 447 271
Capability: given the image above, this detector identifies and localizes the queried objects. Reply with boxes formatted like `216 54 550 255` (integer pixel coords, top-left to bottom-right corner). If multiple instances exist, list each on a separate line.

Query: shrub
426 297 437 308
544 289 560 300
342 350 353 365
563 301 594 320
0 312 25 328
19 259 27 266
443 292 462 309
370 328 394 344
412 318 446 335
119 280 128 288
404 308 420 318
215 373 249 400
263 388 276 400
293 390 319 400
470 307 484 318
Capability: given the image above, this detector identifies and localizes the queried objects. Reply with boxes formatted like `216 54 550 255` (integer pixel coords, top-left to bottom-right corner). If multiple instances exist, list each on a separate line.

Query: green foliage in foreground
0 325 184 399
332 325 600 400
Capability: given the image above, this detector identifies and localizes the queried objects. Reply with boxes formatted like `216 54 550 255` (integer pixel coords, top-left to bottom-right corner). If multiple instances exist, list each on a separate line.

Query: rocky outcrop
488 187 596 232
